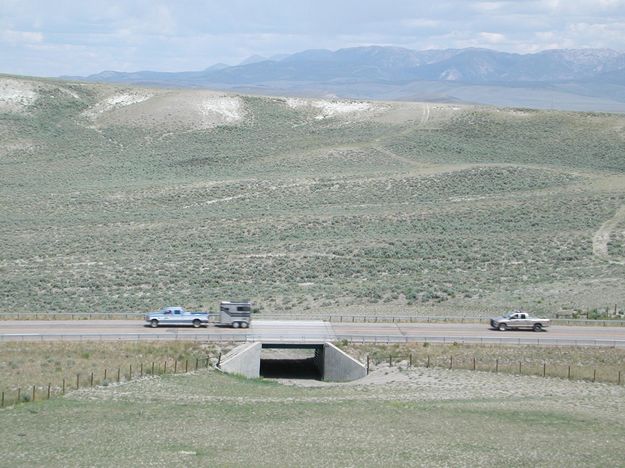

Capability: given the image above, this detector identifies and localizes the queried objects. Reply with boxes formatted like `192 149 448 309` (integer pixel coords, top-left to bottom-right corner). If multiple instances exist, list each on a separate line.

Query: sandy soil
67 364 625 422
82 90 246 130
592 204 625 264
0 78 38 112
82 92 154 120
275 363 625 421
286 97 383 120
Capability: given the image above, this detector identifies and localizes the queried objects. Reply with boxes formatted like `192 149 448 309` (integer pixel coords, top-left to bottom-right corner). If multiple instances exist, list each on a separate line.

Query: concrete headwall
219 342 261 378
323 342 367 382
219 341 366 382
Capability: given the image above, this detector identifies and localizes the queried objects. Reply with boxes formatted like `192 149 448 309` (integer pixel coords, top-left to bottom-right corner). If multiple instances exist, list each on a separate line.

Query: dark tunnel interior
259 347 322 380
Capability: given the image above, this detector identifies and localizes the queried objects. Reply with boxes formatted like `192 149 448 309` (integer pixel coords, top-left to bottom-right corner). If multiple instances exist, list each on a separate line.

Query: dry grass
0 341 234 396
2 363 625 466
343 342 625 385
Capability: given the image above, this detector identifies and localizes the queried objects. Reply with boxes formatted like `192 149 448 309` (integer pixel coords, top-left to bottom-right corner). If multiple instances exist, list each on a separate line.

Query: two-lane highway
2 319 625 346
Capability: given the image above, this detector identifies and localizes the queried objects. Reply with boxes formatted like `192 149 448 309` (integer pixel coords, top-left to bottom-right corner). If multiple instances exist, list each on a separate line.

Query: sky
1 0 625 77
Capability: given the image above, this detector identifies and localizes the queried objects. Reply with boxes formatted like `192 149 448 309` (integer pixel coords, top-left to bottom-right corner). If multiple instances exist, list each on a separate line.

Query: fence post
62 379 65 395
217 353 222 367
104 369 107 381
195 358 199 371
449 356 453 370
76 374 80 390
543 363 546 377
366 355 370 374
185 360 188 373
140 363 143 377
409 354 413 367
17 388 21 403
619 371 622 385
568 365 571 379
117 368 120 383
1 391 4 408
495 359 498 374
518 362 522 374
47 383 51 400
164 361 167 374
593 369 596 383
90 372 94 387
129 364 132 380
473 357 476 371
174 361 178 374
427 355 430 368
389 355 392 367
152 362 155 375
32 386 36 402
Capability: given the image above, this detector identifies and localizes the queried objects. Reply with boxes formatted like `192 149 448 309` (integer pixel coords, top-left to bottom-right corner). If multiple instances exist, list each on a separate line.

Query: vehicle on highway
144 301 253 329
219 301 252 328
145 306 209 328
490 310 550 332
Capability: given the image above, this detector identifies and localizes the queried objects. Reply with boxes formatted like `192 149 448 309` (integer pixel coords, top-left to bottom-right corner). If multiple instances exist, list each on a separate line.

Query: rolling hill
1 74 625 316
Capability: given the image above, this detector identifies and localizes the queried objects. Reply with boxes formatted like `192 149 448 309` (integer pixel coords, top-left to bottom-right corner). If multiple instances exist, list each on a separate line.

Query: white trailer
219 301 253 328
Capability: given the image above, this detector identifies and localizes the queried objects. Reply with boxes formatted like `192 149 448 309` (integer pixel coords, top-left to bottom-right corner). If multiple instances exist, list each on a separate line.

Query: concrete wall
323 342 367 382
219 342 261 378
219 341 366 382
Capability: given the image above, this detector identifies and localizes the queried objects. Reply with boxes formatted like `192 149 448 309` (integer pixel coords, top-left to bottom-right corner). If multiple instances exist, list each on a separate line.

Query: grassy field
2 341 625 397
2 341 625 466
1 75 625 316
2 362 625 466
0 341 226 393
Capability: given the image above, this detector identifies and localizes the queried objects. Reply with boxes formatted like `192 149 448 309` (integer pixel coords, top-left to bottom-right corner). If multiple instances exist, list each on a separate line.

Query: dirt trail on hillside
593 204 625 264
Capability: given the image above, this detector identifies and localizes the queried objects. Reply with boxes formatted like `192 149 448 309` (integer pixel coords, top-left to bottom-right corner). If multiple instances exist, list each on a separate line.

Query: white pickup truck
490 310 550 332
144 302 253 329
144 307 209 328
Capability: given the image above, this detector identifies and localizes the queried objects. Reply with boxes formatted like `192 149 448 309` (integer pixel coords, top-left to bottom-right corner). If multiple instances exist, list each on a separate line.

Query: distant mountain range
64 46 625 112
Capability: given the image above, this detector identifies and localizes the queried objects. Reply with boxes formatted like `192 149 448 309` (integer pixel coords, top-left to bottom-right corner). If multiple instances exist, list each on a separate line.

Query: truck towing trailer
144 301 253 328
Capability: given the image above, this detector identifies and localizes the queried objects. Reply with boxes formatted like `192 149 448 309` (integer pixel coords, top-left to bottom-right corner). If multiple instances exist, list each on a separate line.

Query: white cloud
2 29 44 43
479 32 506 44
400 18 440 28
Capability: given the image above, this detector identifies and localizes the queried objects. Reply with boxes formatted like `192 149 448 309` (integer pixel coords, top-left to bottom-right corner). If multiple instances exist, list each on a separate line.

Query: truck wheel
150 319 159 328
192 319 201 328
232 322 240 329
241 322 249 329
533 323 543 332
498 323 508 331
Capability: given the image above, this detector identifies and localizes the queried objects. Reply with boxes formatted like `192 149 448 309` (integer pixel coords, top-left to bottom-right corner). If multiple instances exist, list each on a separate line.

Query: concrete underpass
219 342 367 382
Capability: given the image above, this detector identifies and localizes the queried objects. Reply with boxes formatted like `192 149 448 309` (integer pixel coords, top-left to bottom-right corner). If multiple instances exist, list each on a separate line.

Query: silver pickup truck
490 310 550 332
144 306 209 328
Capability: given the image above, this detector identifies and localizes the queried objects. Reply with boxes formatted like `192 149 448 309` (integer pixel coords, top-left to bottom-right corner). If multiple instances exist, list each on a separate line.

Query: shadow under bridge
218 342 367 382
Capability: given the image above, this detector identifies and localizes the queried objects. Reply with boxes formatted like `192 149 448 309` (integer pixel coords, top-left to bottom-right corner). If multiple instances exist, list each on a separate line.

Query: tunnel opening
259 344 323 380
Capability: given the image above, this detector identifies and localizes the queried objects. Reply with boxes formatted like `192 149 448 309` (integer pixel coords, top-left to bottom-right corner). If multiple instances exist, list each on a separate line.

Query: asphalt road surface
2 320 625 347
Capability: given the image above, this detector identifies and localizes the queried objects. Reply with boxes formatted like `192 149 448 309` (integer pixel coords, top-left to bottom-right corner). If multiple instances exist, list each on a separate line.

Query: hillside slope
1 75 625 315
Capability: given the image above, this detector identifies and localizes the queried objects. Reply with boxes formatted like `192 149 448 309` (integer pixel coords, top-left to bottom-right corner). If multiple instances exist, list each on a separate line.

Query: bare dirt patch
81 91 153 121
0 78 37 112
286 97 384 120
592 204 625 264
83 89 246 130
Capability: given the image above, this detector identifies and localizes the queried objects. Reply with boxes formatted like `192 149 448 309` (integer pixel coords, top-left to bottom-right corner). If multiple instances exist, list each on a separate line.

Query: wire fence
0 356 213 409
4 349 623 409
366 353 625 386
1 312 625 327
